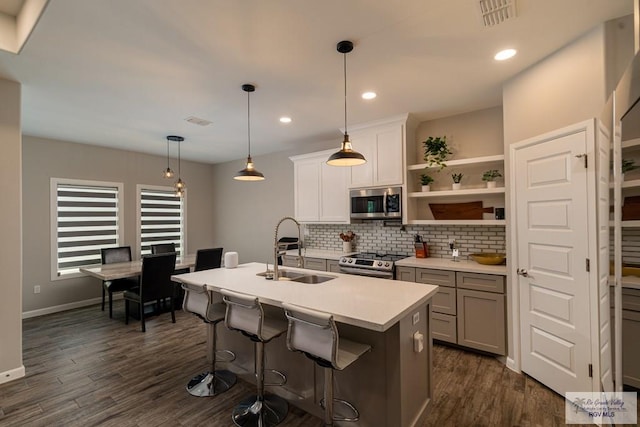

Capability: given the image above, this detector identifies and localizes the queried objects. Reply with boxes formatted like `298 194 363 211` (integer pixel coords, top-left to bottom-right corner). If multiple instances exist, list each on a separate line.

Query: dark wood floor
0 303 598 426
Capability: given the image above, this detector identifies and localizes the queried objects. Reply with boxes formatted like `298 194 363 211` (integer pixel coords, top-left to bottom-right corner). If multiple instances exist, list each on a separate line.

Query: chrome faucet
273 216 303 281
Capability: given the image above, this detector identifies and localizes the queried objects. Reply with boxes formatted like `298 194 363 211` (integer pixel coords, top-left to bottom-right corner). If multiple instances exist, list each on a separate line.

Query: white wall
0 78 23 382
21 136 216 314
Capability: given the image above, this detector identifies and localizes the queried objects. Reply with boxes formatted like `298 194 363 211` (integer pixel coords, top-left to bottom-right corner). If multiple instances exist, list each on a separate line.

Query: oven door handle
339 266 394 278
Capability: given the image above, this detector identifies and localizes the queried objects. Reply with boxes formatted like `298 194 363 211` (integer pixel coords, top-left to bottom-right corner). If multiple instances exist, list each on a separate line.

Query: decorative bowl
469 253 506 265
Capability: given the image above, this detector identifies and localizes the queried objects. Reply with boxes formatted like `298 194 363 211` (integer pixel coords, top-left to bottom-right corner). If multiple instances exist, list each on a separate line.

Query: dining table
79 253 196 281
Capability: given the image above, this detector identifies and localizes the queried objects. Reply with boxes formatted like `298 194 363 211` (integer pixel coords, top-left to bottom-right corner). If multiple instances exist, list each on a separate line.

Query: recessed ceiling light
494 49 517 61
279 116 292 124
362 92 377 100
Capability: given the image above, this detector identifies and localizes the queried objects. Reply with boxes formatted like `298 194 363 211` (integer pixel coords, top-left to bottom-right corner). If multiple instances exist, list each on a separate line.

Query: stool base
186 370 236 397
231 393 288 427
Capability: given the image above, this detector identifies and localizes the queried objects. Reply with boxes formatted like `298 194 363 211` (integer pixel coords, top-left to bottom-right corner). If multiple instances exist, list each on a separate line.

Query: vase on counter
421 185 431 192
452 183 461 190
343 241 352 253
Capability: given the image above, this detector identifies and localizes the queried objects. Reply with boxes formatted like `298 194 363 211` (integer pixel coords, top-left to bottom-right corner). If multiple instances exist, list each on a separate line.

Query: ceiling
0 0 633 164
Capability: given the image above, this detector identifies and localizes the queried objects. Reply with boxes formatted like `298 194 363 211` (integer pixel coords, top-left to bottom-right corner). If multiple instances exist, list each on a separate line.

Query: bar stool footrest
321 397 360 423
215 349 236 363
186 370 237 397
263 368 287 387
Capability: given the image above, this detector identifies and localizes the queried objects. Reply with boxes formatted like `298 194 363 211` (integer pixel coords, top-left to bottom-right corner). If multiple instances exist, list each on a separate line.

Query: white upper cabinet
290 149 349 224
348 115 409 188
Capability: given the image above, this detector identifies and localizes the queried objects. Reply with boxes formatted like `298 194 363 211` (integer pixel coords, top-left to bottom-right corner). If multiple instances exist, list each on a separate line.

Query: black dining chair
123 252 177 332
195 247 224 271
151 243 176 254
100 246 139 318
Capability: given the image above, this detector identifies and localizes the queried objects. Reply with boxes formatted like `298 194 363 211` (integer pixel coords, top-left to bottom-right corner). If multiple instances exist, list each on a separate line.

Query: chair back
101 246 132 265
139 253 176 303
282 302 338 367
182 283 223 322
220 289 264 339
151 243 176 254
195 247 223 271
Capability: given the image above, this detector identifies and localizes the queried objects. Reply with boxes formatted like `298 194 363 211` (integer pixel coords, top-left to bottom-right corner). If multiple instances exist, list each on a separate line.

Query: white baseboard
0 365 25 385
506 356 520 373
22 295 121 319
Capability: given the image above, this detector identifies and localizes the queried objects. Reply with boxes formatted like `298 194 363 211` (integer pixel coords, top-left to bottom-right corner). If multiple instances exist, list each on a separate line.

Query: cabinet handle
517 268 529 277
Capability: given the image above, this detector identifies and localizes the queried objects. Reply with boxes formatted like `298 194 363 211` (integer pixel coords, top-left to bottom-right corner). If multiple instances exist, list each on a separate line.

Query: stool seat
221 288 289 427
283 302 370 426
182 283 236 397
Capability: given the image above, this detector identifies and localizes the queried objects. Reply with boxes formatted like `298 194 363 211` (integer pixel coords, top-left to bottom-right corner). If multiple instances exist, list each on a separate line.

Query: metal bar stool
282 302 370 427
221 288 289 427
182 282 236 396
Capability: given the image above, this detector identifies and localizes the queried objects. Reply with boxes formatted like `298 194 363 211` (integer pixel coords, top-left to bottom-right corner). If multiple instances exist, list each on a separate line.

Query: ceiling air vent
185 116 213 126
477 0 517 27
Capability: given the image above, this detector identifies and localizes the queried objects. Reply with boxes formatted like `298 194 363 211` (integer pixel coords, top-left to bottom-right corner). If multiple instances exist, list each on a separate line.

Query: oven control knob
348 259 353 263
340 257 346 262
385 262 390 267
377 261 383 267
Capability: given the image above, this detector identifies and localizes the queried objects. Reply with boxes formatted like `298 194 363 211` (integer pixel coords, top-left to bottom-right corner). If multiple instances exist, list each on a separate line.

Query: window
138 186 185 257
51 178 124 280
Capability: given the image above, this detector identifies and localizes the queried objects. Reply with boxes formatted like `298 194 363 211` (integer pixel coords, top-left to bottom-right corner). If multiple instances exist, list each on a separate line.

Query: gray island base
172 262 439 427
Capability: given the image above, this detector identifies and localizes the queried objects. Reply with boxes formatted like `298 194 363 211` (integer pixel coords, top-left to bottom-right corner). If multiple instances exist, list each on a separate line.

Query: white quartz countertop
395 256 508 275
285 249 356 260
172 262 439 332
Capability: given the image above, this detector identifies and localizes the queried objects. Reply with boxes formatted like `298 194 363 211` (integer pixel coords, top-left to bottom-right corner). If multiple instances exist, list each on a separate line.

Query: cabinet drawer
431 312 457 344
457 289 506 355
396 266 416 282
304 257 327 271
622 288 640 312
456 272 504 294
416 268 455 287
281 255 301 268
327 260 341 273
432 287 456 315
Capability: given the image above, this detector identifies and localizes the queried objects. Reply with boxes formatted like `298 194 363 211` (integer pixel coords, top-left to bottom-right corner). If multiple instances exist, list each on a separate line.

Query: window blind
55 183 120 276
140 188 184 256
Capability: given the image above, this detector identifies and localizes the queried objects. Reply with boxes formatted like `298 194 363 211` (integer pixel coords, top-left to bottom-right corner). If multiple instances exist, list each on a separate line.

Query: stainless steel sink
256 270 335 284
290 274 335 284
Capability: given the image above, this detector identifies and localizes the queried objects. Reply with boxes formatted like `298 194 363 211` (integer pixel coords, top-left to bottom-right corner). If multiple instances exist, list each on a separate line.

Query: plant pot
486 181 496 189
421 185 431 192
342 241 352 253
452 183 461 190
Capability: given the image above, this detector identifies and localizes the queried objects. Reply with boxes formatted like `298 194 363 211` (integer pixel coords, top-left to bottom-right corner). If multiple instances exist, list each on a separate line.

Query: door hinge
589 363 593 378
586 258 590 272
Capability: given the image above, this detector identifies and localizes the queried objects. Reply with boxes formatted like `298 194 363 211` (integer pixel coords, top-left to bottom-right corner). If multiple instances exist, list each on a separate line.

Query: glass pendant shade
234 83 265 181
327 40 366 167
327 133 366 166
163 136 175 178
168 135 185 196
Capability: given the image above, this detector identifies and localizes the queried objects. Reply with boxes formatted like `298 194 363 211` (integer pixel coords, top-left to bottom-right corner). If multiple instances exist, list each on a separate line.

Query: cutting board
429 201 494 220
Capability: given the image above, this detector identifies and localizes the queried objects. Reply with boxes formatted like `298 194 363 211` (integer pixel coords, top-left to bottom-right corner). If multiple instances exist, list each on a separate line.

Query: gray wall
22 136 216 314
0 78 23 380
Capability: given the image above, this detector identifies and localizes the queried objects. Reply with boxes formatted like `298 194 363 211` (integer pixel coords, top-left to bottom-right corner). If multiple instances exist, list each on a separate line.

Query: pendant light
234 83 265 181
327 40 366 167
169 135 186 197
162 136 175 179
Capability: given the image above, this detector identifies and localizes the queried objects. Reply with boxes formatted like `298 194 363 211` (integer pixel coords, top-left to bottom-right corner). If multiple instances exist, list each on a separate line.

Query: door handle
517 268 529 277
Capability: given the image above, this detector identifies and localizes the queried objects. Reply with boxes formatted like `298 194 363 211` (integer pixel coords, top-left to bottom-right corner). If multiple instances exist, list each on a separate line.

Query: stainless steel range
338 252 407 279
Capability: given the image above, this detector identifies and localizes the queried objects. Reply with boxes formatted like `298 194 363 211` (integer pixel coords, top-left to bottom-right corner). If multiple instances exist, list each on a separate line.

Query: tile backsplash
304 223 506 258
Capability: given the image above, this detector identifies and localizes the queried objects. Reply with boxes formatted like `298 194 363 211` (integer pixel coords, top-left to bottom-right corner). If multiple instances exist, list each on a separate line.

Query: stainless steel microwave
350 187 402 220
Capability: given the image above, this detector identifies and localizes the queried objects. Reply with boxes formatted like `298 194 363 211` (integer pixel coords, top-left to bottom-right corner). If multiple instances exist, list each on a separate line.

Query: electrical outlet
34 285 41 294
412 312 419 325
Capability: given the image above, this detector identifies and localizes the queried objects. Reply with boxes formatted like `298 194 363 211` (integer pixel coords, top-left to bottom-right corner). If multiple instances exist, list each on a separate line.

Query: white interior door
514 127 593 394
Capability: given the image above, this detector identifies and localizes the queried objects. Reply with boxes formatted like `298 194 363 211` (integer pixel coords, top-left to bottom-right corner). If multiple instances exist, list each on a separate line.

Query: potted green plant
422 136 451 170
451 173 463 190
482 169 502 188
420 174 434 192
622 159 638 174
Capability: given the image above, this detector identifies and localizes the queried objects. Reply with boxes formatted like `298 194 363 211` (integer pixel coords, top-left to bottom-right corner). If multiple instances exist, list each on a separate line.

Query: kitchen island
172 262 439 427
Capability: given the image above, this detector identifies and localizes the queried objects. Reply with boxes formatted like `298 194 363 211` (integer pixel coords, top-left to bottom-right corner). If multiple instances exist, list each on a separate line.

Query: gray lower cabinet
327 260 341 273
303 257 327 271
397 266 506 355
281 255 301 268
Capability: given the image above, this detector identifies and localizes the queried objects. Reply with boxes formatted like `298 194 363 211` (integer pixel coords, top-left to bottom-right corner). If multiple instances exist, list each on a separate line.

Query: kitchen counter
173 262 438 331
396 256 508 275
285 248 356 260
610 275 640 290
172 262 437 427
